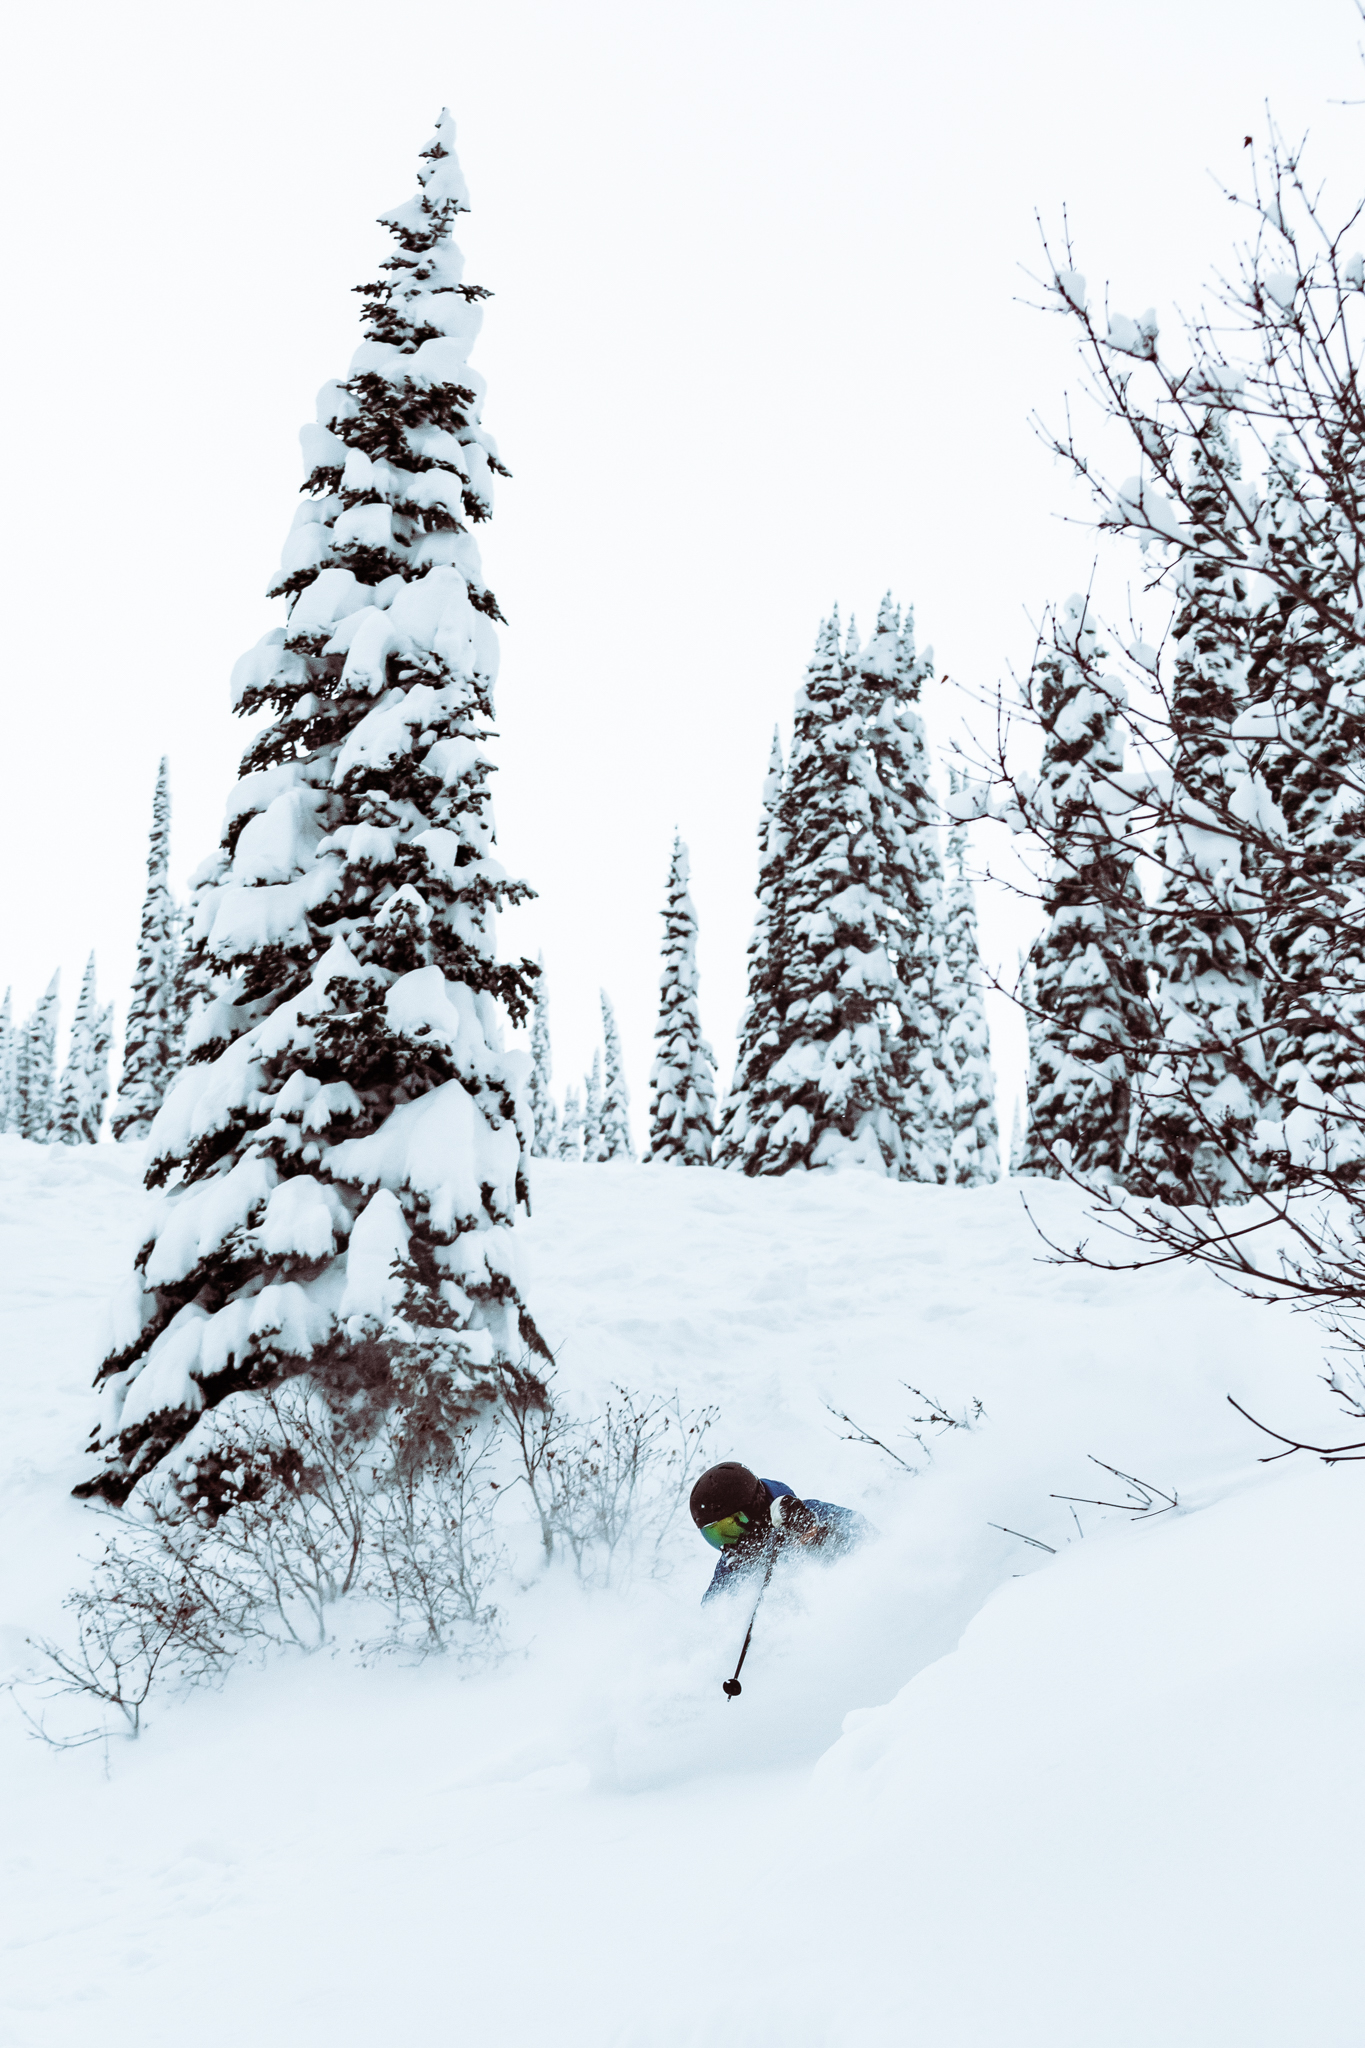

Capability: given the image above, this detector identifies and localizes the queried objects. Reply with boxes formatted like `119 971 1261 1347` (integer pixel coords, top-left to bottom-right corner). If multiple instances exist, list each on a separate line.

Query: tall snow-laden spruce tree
0 989 15 1134
582 1051 604 1163
728 611 911 1175
1016 598 1149 1182
940 819 1000 1184
714 727 786 1168
557 1083 583 1161
52 955 113 1145
1130 424 1275 1203
113 758 179 1142
598 992 635 1161
856 595 954 1180
647 835 717 1164
76 115 548 1507
16 973 59 1142
526 955 558 1158
1251 434 1365 1160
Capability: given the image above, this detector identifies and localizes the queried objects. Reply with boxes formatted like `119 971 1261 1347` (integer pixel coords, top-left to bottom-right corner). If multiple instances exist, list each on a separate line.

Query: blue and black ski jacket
700 1477 868 1604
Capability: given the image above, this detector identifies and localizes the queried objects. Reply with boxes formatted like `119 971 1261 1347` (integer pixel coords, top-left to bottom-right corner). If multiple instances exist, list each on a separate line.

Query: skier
689 1460 869 1604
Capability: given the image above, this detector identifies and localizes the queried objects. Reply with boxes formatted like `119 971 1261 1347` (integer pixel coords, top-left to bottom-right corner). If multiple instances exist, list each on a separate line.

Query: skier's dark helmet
689 1462 770 1549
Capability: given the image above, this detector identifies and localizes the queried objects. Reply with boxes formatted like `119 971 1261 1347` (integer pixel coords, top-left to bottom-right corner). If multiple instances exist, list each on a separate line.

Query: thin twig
1051 1456 1177 1517
1226 1394 1365 1463
825 1405 918 1471
988 1522 1057 1554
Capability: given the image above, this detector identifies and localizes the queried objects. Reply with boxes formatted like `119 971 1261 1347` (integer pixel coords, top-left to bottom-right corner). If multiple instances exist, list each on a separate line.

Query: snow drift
2 1136 1363 2046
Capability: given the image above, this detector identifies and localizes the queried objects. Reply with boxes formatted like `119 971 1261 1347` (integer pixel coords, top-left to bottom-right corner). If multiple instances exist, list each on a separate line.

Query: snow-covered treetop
248 112 505 659
859 592 902 683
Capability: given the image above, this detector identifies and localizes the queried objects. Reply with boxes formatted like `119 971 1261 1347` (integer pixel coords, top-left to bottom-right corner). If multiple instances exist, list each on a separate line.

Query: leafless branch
1226 1393 1365 1462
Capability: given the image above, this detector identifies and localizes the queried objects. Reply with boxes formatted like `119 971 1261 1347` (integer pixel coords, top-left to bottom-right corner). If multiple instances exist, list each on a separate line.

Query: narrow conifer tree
648 837 717 1165
15 973 59 1142
526 957 558 1158
940 821 1000 1185
1131 425 1275 1202
0 989 15 1135
113 759 178 1142
77 116 547 1507
1250 435 1365 1153
1017 599 1149 1182
93 997 114 1137
557 1084 583 1161
163 901 194 1071
1012 950 1040 1175
857 596 954 1180
53 956 113 1145
582 1051 604 1163
714 728 786 1168
1008 1096 1025 1175
728 611 913 1175
598 992 635 1161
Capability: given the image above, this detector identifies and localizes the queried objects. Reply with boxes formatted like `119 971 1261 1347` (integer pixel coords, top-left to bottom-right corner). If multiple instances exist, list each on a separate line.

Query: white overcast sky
1 0 1361 1142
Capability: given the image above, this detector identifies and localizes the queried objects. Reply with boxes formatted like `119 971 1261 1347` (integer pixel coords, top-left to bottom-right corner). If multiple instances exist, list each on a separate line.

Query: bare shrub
828 1382 985 1473
498 1369 717 1586
14 1537 235 1749
17 1370 717 1741
362 1424 504 1658
16 1382 505 1740
158 1384 373 1650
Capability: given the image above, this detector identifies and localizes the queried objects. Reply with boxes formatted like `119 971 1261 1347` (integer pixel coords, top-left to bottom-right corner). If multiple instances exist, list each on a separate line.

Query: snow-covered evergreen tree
713 728 786 1168
1016 598 1149 1183
582 1052 604 1163
1011 950 1039 1175
1008 1095 1025 1176
557 1084 583 1161
1131 425 1274 1203
15 973 59 1142
51 961 90 1146
52 955 113 1146
76 115 547 1507
727 611 917 1175
648 837 717 1165
526 958 558 1159
163 901 195 1072
857 595 954 1180
92 996 114 1138
0 989 15 1135
939 820 1000 1185
598 992 635 1161
113 758 179 1142
1249 436 1365 1158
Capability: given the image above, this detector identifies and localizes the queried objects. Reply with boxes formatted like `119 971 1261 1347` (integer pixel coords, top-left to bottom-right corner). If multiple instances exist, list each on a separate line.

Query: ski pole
722 1542 777 1700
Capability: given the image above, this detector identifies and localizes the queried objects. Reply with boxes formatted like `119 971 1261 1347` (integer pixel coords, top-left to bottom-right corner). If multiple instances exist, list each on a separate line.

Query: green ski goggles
701 1510 753 1550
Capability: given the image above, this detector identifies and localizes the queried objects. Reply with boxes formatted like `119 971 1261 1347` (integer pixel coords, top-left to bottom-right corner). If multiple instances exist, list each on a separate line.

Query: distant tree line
2 757 189 1151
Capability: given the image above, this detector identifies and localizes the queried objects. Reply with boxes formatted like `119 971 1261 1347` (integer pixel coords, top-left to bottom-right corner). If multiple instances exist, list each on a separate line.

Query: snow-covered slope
3 1137 1363 2046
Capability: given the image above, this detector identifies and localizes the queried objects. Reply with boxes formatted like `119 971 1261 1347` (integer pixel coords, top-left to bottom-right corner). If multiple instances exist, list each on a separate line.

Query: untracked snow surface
3 1136 1364 2045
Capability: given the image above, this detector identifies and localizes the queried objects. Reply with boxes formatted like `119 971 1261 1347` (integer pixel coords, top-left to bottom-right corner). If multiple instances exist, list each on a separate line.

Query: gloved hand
770 1494 828 1546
